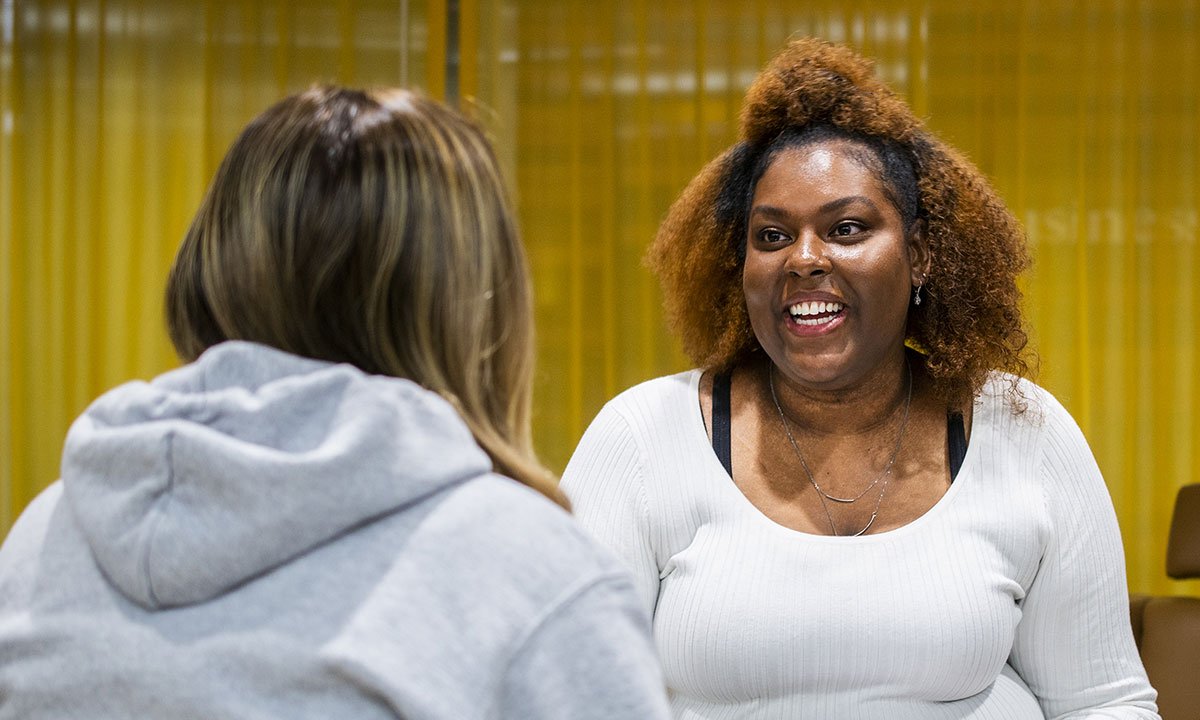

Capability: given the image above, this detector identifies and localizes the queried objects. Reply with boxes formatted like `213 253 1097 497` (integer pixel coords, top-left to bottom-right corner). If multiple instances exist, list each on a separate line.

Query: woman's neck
762 350 914 438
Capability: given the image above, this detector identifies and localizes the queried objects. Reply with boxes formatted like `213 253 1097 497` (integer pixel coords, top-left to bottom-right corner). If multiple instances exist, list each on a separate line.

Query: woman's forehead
755 141 889 200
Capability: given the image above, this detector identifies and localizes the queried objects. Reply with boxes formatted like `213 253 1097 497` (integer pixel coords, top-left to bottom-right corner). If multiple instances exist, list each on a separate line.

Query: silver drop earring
913 273 927 306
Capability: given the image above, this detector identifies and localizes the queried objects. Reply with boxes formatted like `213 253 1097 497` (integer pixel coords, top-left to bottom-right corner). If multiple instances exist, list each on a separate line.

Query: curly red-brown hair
648 38 1032 407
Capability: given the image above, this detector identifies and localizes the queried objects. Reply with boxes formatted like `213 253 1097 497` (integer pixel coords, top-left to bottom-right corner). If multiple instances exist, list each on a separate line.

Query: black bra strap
947 412 967 482
712 370 733 477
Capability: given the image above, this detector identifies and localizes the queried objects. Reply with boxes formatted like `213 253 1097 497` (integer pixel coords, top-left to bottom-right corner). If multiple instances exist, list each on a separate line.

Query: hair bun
739 37 918 145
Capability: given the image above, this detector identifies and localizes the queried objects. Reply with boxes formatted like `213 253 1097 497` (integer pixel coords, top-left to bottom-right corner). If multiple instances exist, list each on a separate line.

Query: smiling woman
560 38 1161 719
742 140 923 394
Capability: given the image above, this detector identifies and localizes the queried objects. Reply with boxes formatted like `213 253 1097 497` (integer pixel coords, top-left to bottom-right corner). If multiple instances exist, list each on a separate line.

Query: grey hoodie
0 341 670 719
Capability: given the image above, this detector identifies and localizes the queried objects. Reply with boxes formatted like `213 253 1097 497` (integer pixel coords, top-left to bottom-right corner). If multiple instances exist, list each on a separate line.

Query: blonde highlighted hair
166 86 564 507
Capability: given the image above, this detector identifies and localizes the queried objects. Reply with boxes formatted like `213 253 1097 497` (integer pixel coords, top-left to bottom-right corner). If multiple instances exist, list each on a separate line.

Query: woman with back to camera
0 86 670 719
561 39 1158 718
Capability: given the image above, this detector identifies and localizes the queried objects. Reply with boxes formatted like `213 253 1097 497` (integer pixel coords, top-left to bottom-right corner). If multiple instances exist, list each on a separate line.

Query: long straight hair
165 86 564 507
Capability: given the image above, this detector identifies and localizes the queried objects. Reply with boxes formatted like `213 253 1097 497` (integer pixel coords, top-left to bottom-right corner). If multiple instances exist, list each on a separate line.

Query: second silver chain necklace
767 361 913 535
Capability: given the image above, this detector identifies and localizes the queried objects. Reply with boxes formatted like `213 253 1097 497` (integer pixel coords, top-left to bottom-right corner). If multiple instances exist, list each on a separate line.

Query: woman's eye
759 229 790 244
831 221 865 238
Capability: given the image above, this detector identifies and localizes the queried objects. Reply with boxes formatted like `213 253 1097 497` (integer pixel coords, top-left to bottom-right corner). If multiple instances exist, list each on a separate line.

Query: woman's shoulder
603 369 701 415
974 371 1095 466
0 482 66 599
443 473 629 570
381 471 641 617
565 368 716 500
581 369 704 452
976 372 1073 424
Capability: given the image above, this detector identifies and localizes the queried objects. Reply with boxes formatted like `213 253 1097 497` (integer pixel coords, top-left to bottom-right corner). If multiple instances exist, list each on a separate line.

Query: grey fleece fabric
0 341 670 719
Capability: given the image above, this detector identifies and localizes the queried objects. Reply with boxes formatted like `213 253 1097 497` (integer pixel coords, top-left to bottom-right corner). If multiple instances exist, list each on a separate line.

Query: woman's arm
1009 395 1159 719
560 403 661 621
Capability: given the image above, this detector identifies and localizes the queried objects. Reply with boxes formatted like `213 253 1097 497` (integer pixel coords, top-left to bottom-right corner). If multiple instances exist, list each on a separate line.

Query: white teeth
788 301 845 317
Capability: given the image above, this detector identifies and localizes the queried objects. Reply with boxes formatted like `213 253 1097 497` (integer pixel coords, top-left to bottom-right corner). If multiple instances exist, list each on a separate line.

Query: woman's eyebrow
818 195 878 214
749 204 793 221
750 195 879 220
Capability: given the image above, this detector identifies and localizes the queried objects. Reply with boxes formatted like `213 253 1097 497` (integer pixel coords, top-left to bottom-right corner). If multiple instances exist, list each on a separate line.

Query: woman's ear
907 219 931 285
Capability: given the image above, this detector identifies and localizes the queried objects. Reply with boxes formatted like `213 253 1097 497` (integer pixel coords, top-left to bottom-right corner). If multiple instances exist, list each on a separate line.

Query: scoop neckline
684 367 977 545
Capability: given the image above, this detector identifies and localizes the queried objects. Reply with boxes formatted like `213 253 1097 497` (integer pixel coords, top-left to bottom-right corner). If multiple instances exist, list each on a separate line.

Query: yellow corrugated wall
2 0 1197 597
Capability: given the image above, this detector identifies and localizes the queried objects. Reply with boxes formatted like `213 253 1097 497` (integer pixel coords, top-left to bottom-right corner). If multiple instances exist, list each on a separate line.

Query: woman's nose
784 232 832 277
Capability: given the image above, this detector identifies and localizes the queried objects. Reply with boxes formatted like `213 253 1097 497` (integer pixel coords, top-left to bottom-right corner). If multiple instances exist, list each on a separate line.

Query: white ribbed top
560 370 1159 719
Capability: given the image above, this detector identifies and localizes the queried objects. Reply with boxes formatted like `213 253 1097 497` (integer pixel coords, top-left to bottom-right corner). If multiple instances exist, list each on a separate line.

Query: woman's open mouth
787 300 845 327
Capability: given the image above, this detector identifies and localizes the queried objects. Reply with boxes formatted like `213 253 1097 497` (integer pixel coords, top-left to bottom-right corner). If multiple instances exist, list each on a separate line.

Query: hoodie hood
62 341 492 610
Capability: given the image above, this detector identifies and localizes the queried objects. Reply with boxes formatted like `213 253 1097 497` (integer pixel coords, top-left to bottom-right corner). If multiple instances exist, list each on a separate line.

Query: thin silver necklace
767 361 913 536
